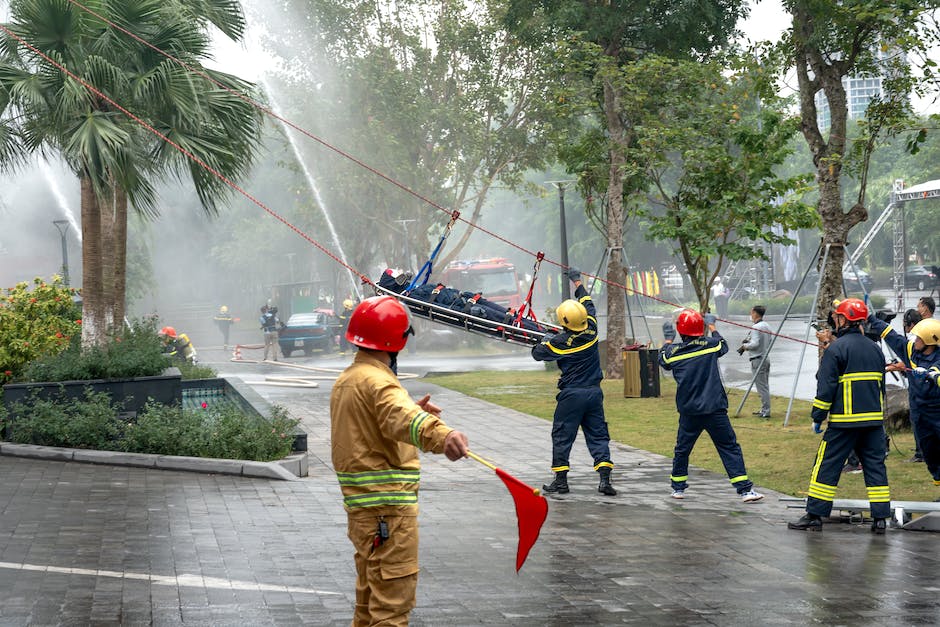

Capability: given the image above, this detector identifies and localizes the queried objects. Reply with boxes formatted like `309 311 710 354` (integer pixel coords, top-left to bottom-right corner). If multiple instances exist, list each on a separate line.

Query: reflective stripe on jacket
870 316 940 416
659 331 729 415
811 327 885 427
330 351 452 518
531 283 603 389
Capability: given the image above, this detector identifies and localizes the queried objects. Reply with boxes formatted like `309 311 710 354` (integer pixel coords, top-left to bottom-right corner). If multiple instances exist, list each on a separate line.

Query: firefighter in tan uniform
331 296 469 626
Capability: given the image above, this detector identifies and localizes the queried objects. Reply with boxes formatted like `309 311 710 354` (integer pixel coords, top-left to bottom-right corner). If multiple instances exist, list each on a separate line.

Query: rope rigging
9 2 819 349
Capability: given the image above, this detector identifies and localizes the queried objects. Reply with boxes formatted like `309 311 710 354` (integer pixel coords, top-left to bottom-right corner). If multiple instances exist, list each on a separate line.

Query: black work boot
871 518 887 534
542 471 569 494
597 467 617 496
787 513 823 531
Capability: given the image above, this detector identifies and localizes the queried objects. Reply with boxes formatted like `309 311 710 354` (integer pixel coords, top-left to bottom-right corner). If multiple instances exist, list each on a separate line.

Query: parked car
278 310 341 357
905 265 940 291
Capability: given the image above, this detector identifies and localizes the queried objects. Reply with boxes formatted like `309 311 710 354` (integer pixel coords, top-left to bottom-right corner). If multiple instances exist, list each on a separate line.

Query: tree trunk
80 175 105 347
603 77 627 379
111 188 128 328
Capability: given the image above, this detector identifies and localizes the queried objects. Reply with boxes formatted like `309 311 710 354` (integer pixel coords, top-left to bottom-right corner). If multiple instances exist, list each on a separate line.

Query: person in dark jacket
660 309 763 503
531 267 616 496
871 312 940 493
789 298 891 533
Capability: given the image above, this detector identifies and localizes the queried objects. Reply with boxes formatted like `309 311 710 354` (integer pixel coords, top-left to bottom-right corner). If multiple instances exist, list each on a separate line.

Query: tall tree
626 55 818 311
260 0 550 292
783 0 940 324
0 0 263 344
505 0 747 377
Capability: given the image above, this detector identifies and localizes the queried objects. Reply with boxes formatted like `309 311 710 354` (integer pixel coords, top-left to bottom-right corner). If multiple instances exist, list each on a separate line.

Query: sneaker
871 518 887 534
906 455 924 463
671 489 685 499
841 463 863 474
788 513 823 531
741 490 764 503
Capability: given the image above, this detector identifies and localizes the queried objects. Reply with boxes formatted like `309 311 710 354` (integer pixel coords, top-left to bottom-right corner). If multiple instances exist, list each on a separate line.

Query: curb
0 442 308 481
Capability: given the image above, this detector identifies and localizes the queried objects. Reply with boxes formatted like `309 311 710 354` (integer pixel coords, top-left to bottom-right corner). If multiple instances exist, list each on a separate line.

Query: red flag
494 467 549 572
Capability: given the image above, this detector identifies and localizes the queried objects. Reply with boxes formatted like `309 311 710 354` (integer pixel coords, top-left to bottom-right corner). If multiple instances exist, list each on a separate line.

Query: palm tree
0 0 263 344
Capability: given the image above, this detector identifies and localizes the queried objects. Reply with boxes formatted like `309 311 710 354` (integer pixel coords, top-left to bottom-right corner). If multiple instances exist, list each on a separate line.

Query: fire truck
438 258 523 309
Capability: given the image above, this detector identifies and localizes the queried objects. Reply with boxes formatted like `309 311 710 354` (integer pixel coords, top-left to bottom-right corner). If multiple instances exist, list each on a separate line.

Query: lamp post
545 181 575 301
52 220 70 286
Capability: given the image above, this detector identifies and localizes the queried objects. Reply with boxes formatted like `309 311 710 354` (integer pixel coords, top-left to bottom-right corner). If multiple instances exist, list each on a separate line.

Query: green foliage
4 389 123 449
21 319 169 383
0 277 81 385
124 403 298 462
175 361 218 381
2 393 298 463
620 55 818 310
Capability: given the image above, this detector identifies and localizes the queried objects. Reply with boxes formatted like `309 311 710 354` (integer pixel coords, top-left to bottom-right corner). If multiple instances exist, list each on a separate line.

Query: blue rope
406 233 447 292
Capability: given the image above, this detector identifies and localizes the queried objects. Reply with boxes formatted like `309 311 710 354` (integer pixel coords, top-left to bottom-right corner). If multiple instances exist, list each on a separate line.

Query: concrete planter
3 368 182 418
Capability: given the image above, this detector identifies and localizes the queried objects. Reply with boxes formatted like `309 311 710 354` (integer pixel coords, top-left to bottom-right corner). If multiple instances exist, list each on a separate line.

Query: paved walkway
1 359 939 625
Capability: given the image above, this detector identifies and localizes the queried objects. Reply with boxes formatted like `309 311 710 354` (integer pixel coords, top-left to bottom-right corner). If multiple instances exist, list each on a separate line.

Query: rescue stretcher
371 283 561 347
781 496 940 529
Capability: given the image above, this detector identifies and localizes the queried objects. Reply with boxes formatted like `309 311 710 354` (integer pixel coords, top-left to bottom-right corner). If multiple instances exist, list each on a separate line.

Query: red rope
29 4 819 348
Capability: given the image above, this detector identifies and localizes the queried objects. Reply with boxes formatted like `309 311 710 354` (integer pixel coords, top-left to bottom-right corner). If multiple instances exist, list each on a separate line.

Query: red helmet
835 298 868 322
159 326 177 339
346 296 413 351
676 309 704 337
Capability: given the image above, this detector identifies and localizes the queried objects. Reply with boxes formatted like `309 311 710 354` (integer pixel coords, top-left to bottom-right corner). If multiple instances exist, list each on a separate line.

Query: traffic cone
233 345 242 360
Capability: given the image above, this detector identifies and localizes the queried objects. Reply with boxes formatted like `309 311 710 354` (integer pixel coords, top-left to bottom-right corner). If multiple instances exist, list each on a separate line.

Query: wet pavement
1 350 939 625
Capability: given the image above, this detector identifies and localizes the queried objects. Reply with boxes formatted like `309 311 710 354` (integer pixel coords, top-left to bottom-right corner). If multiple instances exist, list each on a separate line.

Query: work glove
567 267 581 282
541 331 556 343
737 345 746 356
703 313 717 326
913 367 929 382
813 421 824 434
662 322 676 342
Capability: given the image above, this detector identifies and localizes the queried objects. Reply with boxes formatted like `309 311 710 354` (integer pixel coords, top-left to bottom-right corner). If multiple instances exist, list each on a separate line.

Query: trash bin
622 346 660 398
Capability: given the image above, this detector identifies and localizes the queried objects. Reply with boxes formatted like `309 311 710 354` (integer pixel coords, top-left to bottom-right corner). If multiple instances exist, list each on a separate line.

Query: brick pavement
1 368 939 625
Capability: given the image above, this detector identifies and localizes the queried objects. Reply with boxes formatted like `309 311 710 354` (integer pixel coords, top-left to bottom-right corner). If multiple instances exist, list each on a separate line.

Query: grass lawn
428 370 939 502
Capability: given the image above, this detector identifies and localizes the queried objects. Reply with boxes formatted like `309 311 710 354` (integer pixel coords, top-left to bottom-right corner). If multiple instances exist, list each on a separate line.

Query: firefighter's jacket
659 331 729 415
870 317 940 421
330 351 453 519
811 326 885 427
531 283 603 389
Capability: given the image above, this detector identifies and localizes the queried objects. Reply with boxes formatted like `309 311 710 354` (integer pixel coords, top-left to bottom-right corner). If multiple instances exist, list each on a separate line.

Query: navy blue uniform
531 284 612 473
660 331 754 494
871 318 940 485
804 326 890 519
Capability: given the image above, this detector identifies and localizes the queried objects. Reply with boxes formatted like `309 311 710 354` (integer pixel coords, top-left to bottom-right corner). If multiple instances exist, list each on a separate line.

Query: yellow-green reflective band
343 491 419 508
729 475 748 484
336 469 421 486
594 461 614 470
670 475 688 482
880 326 891 339
810 440 827 485
838 372 883 382
809 481 836 498
829 412 884 422
551 465 570 472
661 344 722 365
808 488 835 502
548 336 598 355
813 399 832 410
409 411 430 447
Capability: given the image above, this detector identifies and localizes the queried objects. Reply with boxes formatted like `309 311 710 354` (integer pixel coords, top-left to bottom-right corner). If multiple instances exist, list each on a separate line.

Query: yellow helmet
556 299 588 331
911 318 940 346
343 299 355 310
220 305 229 314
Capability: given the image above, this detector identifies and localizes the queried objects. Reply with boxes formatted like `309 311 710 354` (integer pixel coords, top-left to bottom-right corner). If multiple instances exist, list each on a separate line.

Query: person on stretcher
378 268 542 331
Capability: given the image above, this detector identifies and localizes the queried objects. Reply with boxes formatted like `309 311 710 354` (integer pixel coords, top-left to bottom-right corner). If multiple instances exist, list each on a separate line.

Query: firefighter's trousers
550 387 612 471
348 514 419 627
671 411 753 493
806 426 890 519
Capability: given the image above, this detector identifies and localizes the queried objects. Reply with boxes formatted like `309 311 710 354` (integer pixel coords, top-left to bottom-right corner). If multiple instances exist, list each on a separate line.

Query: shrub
175 361 217 380
0 277 81 384
22 319 169 382
2 393 298 463
4 389 124 449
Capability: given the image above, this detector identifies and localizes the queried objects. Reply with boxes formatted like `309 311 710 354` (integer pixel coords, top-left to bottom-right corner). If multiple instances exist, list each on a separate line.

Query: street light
545 180 575 301
52 220 70 286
